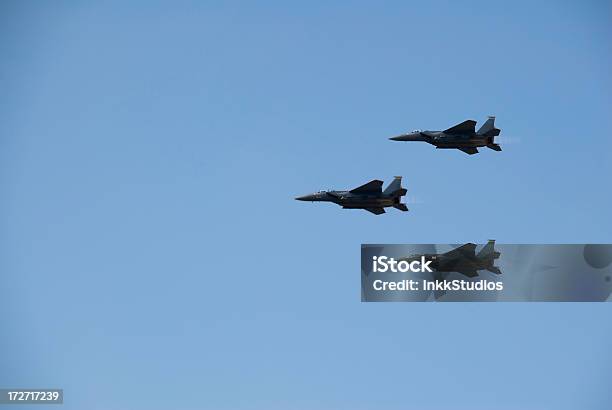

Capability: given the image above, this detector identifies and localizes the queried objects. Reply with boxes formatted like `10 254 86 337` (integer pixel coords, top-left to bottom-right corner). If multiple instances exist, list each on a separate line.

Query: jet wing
443 120 476 135
365 207 386 215
349 180 383 194
444 243 477 259
459 147 479 155
458 269 479 278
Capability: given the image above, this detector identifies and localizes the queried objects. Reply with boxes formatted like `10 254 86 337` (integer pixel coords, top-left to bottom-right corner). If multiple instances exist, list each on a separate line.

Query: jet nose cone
390 134 409 141
295 195 313 201
390 132 424 142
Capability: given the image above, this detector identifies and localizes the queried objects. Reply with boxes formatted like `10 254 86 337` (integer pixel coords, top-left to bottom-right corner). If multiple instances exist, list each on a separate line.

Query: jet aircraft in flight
390 116 501 155
399 240 502 278
295 176 408 215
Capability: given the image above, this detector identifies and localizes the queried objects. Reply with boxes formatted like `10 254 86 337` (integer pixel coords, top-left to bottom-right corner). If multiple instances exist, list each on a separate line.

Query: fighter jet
390 116 501 155
295 176 408 215
399 240 502 278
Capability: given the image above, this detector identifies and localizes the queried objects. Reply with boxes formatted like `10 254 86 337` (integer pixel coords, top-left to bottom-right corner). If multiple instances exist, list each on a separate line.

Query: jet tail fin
487 143 502 151
477 116 500 137
393 203 408 212
478 240 502 275
383 176 405 196
477 240 498 259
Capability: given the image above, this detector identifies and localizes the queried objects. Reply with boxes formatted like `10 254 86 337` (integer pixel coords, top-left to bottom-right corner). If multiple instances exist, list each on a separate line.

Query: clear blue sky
1 1 611 409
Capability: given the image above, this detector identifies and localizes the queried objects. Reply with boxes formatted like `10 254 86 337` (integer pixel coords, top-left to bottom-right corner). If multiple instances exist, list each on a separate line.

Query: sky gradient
1 1 611 409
